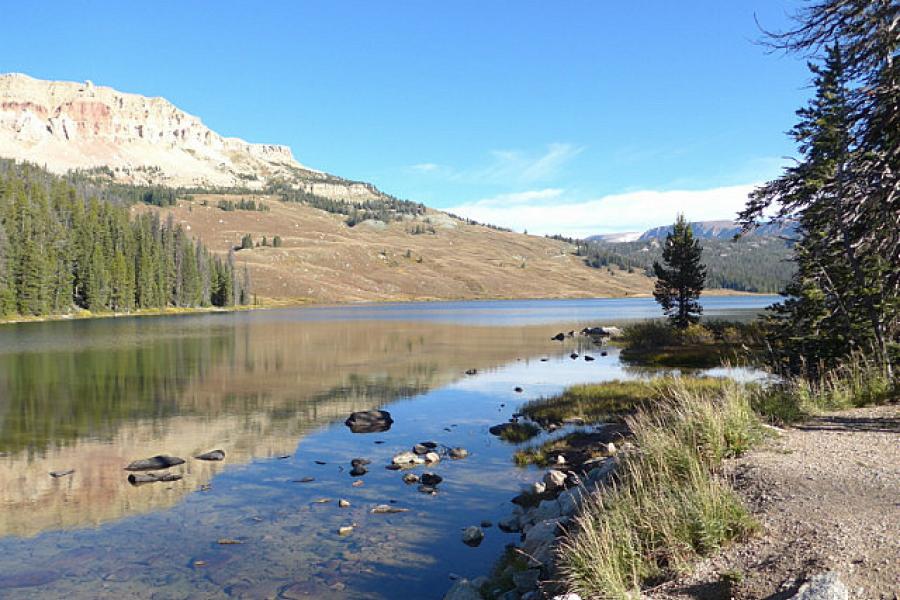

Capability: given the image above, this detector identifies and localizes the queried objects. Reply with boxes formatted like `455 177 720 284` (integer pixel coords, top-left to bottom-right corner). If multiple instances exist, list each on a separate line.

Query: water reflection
0 298 773 599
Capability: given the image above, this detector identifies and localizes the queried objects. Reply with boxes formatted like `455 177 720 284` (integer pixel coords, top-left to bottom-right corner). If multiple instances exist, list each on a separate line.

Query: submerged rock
402 473 420 484
49 469 75 478
351 458 371 468
418 484 438 495
461 526 484 547
344 410 394 434
195 449 225 461
124 455 185 471
128 472 183 485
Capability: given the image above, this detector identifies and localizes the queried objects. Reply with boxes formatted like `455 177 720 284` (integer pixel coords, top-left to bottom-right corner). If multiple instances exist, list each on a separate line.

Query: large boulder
344 410 393 433
124 455 185 471
543 470 567 490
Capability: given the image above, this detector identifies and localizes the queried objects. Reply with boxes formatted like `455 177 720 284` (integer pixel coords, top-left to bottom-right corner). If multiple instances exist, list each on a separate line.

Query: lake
0 296 776 599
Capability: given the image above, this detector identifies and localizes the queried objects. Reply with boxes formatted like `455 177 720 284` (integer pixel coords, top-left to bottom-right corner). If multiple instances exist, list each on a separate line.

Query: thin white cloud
445 183 758 238
409 143 583 185
410 162 441 173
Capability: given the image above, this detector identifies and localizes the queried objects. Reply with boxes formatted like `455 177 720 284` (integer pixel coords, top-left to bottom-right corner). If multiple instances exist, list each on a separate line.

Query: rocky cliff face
0 73 379 200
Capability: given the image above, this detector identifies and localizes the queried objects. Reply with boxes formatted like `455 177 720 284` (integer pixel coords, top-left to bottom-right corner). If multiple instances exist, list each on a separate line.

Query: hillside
140 195 652 303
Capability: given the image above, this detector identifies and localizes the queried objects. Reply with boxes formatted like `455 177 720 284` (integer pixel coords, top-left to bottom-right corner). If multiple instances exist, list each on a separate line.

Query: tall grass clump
753 351 896 424
559 379 762 598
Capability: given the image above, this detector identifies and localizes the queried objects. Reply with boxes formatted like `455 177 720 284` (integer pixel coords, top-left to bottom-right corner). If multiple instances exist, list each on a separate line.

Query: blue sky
1 1 808 236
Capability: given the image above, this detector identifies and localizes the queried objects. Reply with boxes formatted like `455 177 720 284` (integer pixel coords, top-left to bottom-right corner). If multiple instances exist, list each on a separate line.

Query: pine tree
652 214 707 328
746 0 899 374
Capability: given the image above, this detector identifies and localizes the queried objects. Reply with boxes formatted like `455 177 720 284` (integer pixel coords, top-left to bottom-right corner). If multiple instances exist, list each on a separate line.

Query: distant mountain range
587 219 797 243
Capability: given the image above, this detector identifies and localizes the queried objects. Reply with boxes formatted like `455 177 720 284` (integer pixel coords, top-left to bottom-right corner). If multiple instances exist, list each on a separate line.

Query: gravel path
651 403 900 600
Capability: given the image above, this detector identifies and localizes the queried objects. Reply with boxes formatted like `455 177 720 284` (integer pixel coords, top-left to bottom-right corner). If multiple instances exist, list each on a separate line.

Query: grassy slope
138 194 655 304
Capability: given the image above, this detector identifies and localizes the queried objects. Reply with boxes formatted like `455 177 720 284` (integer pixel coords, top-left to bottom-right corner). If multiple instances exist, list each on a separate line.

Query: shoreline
0 289 772 328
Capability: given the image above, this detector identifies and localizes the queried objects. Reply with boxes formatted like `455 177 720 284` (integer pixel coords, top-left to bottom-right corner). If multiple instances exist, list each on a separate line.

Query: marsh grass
497 421 541 443
521 377 732 425
513 430 601 467
559 379 762 598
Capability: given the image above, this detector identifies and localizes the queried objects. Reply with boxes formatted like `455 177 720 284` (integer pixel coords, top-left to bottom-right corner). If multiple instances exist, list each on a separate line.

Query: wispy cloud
407 143 583 185
445 183 759 238
410 162 442 173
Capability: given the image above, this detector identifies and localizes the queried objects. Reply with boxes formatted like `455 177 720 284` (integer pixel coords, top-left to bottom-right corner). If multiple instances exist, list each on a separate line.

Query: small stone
424 452 441 464
295 476 315 483
49 469 75 478
413 444 430 455
217 538 242 545
531 481 546 495
195 449 226 461
351 480 364 487
338 499 350 508
570 353 578 359
371 505 409 514
514 387 524 393
402 473 420 484
350 458 371 468
584 355 595 361
392 451 425 466
418 485 438 494
461 526 484 547
554 455 566 465
480 520 493 528
338 525 354 536
312 498 331 504
193 560 207 567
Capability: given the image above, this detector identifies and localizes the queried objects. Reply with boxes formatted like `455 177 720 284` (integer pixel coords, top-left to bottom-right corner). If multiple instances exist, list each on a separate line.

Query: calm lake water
0 296 776 599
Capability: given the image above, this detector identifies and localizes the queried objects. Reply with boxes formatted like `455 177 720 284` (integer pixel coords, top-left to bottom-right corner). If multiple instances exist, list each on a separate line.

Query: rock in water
195 449 225 461
127 472 183 485
789 572 849 600
424 452 441 464
392 452 425 467
402 473 420 484
413 443 430 455
338 499 350 508
551 333 565 341
124 455 186 471
420 473 443 486
344 410 393 434
371 505 409 514
448 447 469 459
461 526 484 547
443 579 484 600
49 469 75 478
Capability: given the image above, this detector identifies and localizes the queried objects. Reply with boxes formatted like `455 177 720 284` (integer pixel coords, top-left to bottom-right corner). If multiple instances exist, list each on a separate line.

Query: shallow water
0 297 775 599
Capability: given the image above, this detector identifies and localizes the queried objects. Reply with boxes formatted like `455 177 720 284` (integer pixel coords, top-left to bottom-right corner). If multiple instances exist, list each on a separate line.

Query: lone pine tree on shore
652 214 707 328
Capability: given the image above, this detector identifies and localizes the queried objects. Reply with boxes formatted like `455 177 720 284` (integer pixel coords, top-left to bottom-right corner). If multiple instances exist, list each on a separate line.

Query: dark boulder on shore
344 410 394 433
195 449 225 461
124 455 186 471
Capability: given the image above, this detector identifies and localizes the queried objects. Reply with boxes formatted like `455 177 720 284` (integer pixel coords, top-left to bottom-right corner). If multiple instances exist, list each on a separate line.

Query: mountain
0 72 381 202
586 231 642 243
636 219 796 241
0 74 655 306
